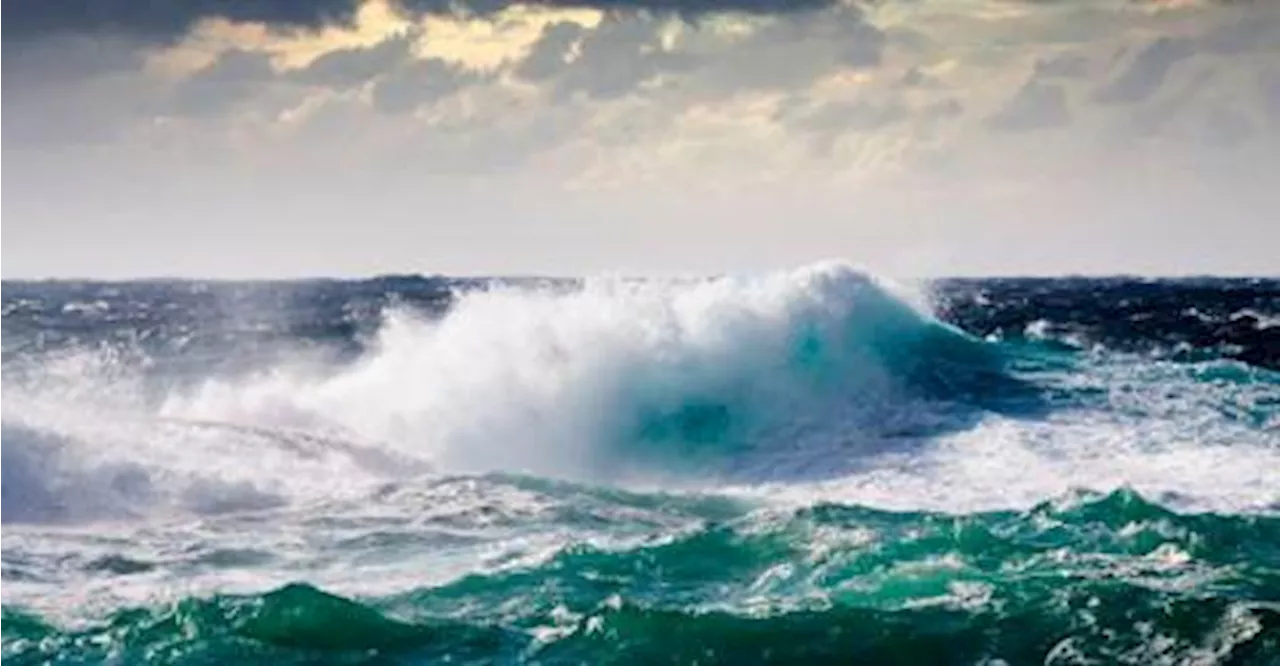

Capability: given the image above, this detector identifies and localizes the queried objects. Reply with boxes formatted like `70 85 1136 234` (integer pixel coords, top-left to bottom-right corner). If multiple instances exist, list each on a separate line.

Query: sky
3 0 1278 278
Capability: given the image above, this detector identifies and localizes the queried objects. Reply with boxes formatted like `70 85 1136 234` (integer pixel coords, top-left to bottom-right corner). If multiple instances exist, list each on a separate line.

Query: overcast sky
3 0 1278 278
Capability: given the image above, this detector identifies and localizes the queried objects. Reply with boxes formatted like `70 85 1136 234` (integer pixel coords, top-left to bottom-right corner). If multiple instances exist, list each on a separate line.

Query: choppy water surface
3 264 1278 664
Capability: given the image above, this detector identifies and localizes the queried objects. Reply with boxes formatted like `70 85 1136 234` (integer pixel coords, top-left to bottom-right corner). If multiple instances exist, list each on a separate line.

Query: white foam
4 261 1276 523
741 356 1280 515
160 260 952 481
1 348 381 523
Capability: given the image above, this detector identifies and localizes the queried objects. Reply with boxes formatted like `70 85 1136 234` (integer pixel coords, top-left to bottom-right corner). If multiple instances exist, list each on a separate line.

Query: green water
5 489 1277 665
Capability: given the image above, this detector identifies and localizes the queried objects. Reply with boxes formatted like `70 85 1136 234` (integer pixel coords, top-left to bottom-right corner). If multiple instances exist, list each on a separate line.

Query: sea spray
157 262 1013 482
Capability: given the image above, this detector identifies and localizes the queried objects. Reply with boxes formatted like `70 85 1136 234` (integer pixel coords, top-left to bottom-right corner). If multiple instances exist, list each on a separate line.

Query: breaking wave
155 261 1024 481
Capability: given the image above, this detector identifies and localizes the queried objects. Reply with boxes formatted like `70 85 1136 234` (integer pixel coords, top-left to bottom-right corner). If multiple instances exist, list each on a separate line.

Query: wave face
3 264 1279 664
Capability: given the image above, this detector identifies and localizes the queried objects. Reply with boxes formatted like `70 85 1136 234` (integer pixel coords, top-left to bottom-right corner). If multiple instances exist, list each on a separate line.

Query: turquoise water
5 487 1278 664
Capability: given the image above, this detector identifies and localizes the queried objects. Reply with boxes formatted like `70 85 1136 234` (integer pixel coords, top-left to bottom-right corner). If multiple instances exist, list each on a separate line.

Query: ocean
2 262 1278 665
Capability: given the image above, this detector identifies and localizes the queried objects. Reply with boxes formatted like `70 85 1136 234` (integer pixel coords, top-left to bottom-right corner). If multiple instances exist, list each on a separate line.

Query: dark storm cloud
4 0 835 44
2 0 361 43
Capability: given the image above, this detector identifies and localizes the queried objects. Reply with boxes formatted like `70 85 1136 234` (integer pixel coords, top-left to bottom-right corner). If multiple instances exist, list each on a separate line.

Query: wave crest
163 261 1013 481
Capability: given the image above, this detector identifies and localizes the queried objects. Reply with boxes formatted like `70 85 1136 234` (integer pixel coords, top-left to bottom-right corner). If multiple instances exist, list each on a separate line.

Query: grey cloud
987 81 1070 131
1200 11 1280 55
404 0 838 18
922 98 963 121
1262 70 1280 122
913 98 964 139
1094 36 1194 105
549 18 697 100
371 58 484 113
832 102 903 139
362 93 586 174
899 67 943 88
1198 106 1253 146
4 75 157 148
509 7 884 103
2 36 159 148
292 32 418 89
1120 68 1213 141
166 49 280 117
785 99 908 136
515 22 586 81
30 29 478 124
704 7 884 91
777 93 962 156
2 35 147 91
1033 53 1089 79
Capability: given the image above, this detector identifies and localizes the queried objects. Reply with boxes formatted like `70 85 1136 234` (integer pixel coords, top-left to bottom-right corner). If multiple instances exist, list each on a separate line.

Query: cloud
1262 69 1280 122
1 34 147 89
6 0 1280 278
169 29 484 119
987 80 1070 131
515 21 587 81
371 55 486 112
3 0 361 44
2 36 159 148
1198 105 1254 146
167 49 282 116
3 0 836 45
291 31 419 89
417 0 836 15
899 66 943 88
684 7 884 95
1200 10 1279 55
1094 36 1194 105
508 5 884 105
1033 53 1089 80
781 97 907 137
516 16 694 100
